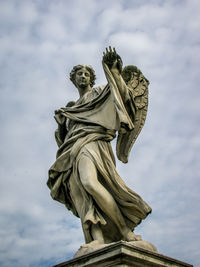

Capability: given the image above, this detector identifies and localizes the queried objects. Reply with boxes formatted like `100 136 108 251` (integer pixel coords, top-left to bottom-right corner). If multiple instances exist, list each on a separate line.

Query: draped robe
47 66 151 243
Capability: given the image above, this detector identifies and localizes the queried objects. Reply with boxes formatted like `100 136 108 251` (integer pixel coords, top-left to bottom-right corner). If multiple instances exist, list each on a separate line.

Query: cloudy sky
0 0 200 266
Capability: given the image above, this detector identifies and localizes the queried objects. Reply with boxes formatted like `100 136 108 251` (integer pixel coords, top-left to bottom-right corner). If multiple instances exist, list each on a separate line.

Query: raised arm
102 47 130 103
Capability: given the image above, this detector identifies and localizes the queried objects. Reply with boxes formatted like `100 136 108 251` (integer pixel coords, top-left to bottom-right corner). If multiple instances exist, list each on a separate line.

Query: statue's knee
81 177 97 194
79 157 98 194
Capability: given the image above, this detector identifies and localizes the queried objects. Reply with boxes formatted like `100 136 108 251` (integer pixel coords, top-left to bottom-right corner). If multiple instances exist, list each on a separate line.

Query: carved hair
70 65 96 87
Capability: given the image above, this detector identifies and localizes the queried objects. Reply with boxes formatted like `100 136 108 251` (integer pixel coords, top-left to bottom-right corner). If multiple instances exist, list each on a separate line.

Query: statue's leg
78 155 141 242
80 223 105 248
91 223 104 243
69 171 104 246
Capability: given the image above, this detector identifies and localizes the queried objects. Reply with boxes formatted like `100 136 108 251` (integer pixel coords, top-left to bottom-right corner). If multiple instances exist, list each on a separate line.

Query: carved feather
116 66 149 163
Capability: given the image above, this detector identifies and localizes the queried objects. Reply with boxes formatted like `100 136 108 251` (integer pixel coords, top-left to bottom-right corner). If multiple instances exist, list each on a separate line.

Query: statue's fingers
113 47 117 55
109 46 112 52
106 47 109 54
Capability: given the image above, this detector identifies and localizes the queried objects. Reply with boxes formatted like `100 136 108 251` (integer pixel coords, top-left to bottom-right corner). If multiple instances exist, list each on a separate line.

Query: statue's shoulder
93 85 106 95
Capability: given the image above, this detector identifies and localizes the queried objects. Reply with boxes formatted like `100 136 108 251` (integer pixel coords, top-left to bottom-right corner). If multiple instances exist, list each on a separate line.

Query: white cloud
0 0 200 266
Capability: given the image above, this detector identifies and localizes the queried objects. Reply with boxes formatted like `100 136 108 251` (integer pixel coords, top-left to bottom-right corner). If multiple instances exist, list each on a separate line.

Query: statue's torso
65 86 105 140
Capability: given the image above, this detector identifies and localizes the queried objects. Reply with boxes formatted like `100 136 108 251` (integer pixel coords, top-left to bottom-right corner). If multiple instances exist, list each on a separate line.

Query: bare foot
80 240 104 249
124 231 142 242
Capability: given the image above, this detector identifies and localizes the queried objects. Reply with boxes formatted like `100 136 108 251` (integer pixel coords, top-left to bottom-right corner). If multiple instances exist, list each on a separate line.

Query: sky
0 0 200 266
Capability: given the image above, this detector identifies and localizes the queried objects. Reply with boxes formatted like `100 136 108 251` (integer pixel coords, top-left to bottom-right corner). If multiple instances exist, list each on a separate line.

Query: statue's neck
78 86 92 98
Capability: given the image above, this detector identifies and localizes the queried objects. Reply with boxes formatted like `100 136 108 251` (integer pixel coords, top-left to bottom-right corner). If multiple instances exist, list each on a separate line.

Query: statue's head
70 65 96 88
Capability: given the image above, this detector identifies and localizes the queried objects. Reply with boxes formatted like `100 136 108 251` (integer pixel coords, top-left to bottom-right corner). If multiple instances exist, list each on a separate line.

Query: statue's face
75 68 90 88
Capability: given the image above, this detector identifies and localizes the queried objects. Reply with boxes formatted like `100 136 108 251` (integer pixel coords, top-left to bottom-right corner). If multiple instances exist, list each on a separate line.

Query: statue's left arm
102 47 136 132
102 47 131 104
102 47 149 163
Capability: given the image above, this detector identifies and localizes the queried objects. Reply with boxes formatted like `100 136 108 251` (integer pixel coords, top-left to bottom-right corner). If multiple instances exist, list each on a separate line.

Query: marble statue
47 47 151 249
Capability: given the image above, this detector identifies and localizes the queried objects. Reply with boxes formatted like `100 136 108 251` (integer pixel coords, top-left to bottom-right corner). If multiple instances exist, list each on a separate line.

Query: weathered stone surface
47 47 152 246
53 241 193 267
73 240 157 258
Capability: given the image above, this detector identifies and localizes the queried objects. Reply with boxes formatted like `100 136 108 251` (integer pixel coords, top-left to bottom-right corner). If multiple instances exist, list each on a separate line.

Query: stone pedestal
53 241 193 267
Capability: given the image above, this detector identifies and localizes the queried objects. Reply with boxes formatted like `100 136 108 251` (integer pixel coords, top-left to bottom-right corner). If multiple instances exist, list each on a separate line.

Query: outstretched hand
102 46 122 73
54 108 65 115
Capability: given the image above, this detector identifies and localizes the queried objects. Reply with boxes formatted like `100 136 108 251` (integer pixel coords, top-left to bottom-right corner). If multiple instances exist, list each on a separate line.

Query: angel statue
47 47 151 251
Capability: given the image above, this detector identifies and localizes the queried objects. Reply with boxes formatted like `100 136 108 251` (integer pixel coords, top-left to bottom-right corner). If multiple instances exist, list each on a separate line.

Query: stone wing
116 65 149 163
